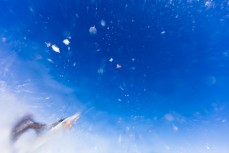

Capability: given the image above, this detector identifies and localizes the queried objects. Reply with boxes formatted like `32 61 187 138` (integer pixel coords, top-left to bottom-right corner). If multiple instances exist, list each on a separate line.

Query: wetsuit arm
11 116 46 143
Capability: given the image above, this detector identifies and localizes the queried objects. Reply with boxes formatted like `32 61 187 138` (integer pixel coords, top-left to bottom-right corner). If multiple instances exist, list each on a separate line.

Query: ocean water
0 0 229 153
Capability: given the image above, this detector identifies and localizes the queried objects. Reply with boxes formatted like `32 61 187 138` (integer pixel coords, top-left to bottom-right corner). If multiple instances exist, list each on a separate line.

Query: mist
1 79 229 153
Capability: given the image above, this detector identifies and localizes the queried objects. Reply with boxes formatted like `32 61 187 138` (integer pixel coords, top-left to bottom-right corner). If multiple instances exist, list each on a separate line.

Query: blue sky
1 0 229 152
1 0 229 115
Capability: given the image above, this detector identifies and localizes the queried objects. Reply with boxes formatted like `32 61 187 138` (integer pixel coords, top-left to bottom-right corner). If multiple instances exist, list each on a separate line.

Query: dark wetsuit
11 115 65 143
11 115 46 143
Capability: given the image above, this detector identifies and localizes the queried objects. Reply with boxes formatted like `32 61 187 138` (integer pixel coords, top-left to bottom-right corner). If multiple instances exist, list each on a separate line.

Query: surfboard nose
63 113 80 129
72 113 80 123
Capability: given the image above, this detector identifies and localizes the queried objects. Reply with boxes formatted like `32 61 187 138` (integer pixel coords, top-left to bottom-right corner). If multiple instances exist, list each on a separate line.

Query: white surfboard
26 113 80 153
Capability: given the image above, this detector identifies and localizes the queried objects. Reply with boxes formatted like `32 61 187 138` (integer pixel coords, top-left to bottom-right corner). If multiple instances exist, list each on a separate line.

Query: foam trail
0 83 165 153
1 81 229 153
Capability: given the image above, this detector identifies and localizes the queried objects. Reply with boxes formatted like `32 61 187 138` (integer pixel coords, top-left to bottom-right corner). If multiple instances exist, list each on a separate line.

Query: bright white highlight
51 45 60 53
63 39 70 45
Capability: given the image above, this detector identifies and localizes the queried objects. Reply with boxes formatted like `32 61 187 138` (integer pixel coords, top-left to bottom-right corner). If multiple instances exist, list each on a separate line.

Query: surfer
10 113 79 144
